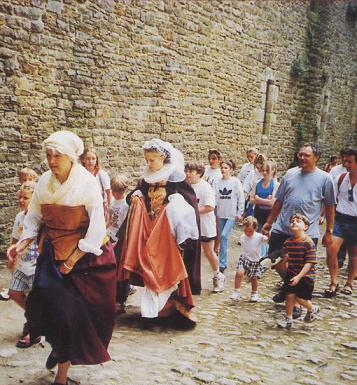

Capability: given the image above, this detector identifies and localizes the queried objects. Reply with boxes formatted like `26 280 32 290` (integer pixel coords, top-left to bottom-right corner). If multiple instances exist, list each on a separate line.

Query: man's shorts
283 271 314 300
333 217 357 247
237 256 266 278
9 270 35 292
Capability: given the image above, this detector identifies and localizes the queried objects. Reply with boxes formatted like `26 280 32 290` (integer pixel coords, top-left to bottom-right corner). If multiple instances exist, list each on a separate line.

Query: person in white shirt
80 147 112 223
203 148 222 188
239 147 259 185
229 216 268 302
107 174 129 243
215 160 245 273
326 147 357 297
329 148 349 182
185 162 225 292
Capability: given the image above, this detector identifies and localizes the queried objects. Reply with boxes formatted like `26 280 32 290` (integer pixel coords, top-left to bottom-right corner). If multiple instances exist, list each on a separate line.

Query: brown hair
185 162 205 177
289 213 310 228
262 159 277 178
254 153 268 168
80 147 101 173
111 174 129 191
220 159 236 170
208 148 221 159
243 216 258 229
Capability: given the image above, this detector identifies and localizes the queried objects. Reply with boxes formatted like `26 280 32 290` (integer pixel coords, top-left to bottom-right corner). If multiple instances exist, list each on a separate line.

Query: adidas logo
219 187 232 199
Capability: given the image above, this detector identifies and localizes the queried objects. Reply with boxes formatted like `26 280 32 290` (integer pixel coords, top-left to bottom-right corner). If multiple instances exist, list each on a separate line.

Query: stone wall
0 0 356 253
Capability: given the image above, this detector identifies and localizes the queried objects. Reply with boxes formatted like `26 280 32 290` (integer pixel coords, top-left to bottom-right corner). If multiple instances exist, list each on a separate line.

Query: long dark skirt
26 240 117 365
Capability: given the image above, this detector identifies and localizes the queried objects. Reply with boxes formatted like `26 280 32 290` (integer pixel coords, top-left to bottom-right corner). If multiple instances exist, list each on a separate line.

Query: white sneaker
213 272 225 292
229 290 241 300
277 316 292 329
250 292 260 302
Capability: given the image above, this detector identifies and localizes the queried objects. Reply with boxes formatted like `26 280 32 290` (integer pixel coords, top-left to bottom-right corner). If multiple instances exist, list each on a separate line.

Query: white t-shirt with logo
203 166 222 189
107 198 129 241
191 179 216 238
240 232 268 262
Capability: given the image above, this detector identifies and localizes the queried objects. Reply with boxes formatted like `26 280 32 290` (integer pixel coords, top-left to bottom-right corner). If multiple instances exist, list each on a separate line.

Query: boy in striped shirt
277 213 319 329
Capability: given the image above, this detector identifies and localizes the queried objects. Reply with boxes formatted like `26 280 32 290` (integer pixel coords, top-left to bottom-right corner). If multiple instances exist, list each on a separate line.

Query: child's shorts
237 256 265 278
9 270 35 292
283 271 314 300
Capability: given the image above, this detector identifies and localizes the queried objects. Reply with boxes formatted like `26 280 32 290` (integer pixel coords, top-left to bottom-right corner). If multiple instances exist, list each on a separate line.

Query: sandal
340 285 353 295
324 283 339 298
16 335 41 349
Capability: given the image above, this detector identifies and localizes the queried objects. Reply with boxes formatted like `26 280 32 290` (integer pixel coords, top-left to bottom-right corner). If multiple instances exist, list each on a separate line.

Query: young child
7 181 40 348
107 174 129 243
185 162 225 292
215 160 245 273
230 216 268 302
277 213 319 329
19 167 39 184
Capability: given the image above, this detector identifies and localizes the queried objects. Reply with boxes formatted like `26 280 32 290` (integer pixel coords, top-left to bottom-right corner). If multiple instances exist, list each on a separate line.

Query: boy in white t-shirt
185 162 225 292
107 174 129 243
230 216 268 302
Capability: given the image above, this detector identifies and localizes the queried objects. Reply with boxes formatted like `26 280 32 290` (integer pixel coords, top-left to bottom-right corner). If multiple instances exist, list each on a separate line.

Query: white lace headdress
142 138 185 183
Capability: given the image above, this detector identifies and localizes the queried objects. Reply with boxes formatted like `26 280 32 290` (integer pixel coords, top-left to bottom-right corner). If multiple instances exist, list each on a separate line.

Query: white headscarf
43 131 84 162
142 139 186 183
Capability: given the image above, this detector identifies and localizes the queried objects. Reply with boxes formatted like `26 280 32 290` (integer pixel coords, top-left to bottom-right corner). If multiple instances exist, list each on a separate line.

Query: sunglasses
348 188 354 202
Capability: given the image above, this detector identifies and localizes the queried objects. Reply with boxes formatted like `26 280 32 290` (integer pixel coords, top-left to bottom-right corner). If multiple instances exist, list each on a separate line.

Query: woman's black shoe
46 350 58 370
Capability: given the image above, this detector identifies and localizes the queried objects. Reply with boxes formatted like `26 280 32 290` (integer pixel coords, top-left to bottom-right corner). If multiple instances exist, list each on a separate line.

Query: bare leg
295 297 313 312
201 241 219 272
326 235 344 287
345 246 357 288
234 269 244 289
251 277 258 292
8 290 27 310
285 293 296 317
54 361 70 384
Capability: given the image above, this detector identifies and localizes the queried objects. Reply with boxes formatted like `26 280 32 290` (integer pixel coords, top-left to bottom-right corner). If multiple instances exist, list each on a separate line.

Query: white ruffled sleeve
78 205 106 255
166 193 199 245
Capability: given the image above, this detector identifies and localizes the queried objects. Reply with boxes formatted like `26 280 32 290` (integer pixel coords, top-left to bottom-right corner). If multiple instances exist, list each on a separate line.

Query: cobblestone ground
0 227 356 385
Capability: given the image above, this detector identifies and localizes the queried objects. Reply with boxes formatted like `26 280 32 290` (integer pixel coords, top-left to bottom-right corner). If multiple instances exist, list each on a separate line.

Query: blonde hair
254 153 268 168
18 181 36 197
80 147 101 173
262 160 277 178
243 216 258 229
19 167 38 183
247 147 259 155
111 174 129 191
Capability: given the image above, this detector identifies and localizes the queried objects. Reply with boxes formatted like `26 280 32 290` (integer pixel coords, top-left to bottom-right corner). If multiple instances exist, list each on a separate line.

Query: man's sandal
16 335 41 349
324 283 339 298
340 285 353 295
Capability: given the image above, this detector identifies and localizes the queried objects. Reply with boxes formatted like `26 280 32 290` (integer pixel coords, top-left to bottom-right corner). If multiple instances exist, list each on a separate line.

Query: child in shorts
7 181 40 348
229 216 268 302
277 213 319 329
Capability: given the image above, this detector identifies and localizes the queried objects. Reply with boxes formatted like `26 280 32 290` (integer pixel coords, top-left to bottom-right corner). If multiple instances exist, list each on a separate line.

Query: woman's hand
59 261 73 275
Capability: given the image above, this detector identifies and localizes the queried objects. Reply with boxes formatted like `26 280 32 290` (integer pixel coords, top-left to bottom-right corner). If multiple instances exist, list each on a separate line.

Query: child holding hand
277 213 319 329
230 216 268 302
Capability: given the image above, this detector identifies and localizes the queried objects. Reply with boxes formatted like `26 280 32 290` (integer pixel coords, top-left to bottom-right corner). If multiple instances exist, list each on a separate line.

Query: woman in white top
80 147 112 222
215 160 245 273
7 131 116 385
185 162 225 292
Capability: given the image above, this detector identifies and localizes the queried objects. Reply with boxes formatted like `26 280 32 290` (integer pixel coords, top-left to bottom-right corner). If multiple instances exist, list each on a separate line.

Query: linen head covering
43 130 84 162
142 138 185 183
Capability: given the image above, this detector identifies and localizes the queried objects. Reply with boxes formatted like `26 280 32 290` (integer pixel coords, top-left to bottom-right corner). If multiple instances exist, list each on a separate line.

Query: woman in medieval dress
7 131 117 385
116 138 201 325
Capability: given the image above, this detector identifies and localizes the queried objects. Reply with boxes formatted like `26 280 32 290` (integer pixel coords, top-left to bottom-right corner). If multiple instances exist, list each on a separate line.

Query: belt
336 212 357 224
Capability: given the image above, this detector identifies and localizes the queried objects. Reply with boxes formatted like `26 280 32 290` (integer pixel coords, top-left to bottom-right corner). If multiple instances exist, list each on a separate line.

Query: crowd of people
2 130 356 385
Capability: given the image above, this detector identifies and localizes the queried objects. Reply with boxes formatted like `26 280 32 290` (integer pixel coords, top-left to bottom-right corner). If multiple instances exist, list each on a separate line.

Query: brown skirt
26 240 117 365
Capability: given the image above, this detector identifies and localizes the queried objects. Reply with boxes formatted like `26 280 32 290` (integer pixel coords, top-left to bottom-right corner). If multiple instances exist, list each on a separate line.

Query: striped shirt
283 235 317 281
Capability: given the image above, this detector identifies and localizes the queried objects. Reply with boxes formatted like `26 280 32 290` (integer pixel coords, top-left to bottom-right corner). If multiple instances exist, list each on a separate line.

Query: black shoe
272 291 286 303
46 350 58 370
292 306 302 319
